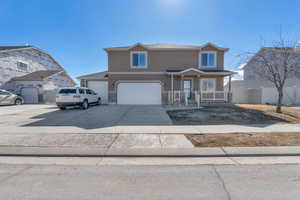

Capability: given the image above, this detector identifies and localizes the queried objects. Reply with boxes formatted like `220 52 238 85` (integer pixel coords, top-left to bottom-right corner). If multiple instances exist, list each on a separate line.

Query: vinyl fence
231 86 300 105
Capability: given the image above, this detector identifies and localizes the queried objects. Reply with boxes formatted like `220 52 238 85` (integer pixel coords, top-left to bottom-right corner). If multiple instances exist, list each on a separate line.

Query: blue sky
1 0 300 82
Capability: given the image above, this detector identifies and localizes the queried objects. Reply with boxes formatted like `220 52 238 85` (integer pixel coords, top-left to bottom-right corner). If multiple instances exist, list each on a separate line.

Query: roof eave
104 47 230 52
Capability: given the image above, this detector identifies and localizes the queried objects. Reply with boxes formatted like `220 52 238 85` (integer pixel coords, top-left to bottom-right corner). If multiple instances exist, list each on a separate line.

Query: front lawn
167 104 300 125
236 104 300 123
186 132 300 147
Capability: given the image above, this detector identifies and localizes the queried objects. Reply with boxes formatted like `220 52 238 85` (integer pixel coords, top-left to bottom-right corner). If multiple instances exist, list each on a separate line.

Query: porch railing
167 90 230 105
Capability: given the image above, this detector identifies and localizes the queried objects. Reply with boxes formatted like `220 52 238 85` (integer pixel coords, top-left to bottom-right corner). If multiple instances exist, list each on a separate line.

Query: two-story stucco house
0 46 75 103
78 43 235 105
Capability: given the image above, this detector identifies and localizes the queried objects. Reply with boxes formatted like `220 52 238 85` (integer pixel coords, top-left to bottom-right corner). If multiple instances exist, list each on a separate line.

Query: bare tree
245 37 300 113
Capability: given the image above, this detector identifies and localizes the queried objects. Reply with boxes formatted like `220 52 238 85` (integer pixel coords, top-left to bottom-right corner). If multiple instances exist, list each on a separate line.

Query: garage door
21 87 39 104
117 82 161 105
87 81 108 104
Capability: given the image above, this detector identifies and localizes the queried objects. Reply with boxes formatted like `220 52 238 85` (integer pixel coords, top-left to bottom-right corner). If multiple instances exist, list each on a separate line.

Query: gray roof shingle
77 71 108 80
104 43 229 51
11 70 61 81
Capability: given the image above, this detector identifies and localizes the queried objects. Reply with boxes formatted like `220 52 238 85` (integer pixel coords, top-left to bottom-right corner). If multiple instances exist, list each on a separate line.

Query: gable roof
11 70 61 81
0 46 34 51
104 42 229 52
0 45 64 70
242 47 300 70
0 45 76 85
77 71 108 80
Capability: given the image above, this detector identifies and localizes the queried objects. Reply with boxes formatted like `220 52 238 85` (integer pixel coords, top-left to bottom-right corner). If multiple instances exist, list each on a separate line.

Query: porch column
197 75 201 102
171 73 174 104
181 75 184 103
228 75 232 103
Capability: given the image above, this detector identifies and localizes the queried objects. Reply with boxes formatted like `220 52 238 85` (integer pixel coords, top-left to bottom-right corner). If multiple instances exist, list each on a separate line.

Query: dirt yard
186 132 300 147
167 104 300 125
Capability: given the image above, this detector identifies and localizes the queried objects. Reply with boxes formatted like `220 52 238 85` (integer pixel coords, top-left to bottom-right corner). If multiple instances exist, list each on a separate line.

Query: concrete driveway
0 104 193 148
0 104 52 116
0 104 172 129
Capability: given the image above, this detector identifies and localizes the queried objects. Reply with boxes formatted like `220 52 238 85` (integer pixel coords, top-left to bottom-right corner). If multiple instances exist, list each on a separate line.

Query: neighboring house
228 46 300 105
0 46 75 103
78 43 235 105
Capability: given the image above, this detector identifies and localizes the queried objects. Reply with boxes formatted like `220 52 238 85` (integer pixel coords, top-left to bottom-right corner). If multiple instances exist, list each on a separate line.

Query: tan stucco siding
108 74 224 104
108 46 224 72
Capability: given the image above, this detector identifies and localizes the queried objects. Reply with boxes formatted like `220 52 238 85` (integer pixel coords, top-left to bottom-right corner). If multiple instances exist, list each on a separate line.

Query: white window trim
130 51 148 68
200 78 216 92
199 51 217 68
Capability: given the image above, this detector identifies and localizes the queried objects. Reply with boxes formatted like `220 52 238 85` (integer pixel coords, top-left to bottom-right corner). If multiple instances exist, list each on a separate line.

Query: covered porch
166 68 235 105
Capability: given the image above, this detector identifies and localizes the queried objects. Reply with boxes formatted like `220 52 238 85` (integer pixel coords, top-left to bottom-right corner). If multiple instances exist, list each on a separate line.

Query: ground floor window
201 78 216 92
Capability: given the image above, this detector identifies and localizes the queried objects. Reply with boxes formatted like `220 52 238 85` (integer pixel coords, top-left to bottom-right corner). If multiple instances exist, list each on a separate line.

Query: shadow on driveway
22 105 173 129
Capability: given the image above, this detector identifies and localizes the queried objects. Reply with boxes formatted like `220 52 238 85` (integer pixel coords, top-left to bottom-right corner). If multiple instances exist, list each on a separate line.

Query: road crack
0 166 32 184
158 134 163 148
221 147 240 165
213 166 232 200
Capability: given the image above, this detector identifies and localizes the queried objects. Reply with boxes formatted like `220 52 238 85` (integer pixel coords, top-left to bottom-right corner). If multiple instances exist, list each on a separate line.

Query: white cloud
232 69 244 81
224 63 245 86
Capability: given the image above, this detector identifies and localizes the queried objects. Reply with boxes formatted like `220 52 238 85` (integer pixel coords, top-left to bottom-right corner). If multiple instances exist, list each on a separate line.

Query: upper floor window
17 62 28 72
200 52 216 67
131 51 147 68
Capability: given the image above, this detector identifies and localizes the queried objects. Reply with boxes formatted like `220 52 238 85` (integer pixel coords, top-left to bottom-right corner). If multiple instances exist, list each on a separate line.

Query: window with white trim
200 52 216 67
131 51 147 68
201 79 216 92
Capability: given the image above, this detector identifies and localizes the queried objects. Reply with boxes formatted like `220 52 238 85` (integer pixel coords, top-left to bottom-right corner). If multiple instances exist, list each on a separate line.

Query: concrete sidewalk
0 133 193 149
2 123 300 135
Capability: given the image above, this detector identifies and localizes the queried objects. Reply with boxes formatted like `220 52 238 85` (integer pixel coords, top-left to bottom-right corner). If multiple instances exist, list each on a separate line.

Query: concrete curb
0 146 300 157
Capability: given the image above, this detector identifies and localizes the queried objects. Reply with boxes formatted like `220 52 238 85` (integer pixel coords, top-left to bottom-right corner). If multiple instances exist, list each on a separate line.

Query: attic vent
17 62 28 72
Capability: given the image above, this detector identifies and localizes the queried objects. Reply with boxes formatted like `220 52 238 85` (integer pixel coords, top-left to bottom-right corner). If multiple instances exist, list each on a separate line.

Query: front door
183 79 192 99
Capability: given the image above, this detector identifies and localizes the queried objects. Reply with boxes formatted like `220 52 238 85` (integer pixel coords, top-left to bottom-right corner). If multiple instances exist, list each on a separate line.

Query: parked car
0 89 24 106
56 87 101 110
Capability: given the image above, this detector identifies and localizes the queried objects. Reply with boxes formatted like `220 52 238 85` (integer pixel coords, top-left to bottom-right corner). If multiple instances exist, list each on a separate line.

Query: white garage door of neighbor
21 87 39 104
117 82 162 105
88 81 108 104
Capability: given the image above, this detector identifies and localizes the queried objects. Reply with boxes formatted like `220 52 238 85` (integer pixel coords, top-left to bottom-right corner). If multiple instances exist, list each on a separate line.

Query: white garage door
87 81 108 104
117 82 161 105
21 87 39 104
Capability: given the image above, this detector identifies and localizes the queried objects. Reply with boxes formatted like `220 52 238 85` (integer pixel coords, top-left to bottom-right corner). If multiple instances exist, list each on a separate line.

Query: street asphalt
1 105 300 199
0 163 299 200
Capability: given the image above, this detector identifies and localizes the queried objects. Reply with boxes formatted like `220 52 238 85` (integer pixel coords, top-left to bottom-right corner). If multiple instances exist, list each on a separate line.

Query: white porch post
171 73 174 104
181 75 183 104
228 75 232 103
197 75 201 104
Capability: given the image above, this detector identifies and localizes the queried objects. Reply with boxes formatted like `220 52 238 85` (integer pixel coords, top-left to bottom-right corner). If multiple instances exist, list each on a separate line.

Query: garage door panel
117 82 161 105
21 87 39 104
88 81 108 104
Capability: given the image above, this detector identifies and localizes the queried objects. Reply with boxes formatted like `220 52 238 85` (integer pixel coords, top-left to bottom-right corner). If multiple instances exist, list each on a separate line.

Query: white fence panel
231 87 249 104
262 87 296 105
295 88 300 104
